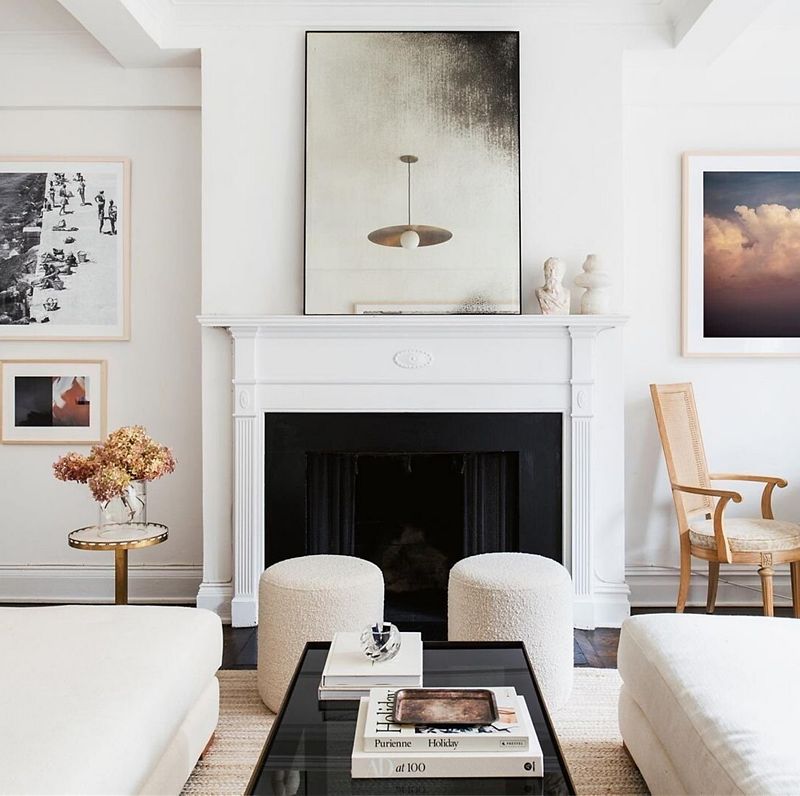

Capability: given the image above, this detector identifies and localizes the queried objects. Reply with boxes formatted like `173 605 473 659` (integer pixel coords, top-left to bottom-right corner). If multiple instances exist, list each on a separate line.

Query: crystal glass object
360 621 402 663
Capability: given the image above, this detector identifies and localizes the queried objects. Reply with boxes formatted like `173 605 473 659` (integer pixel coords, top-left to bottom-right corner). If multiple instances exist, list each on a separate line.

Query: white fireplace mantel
197 314 630 629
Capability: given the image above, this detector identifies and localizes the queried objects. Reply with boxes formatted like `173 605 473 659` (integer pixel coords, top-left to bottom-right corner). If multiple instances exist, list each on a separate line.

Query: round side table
68 522 168 605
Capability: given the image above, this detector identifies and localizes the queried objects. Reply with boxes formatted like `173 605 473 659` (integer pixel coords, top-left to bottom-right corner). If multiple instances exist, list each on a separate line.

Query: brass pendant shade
368 155 453 249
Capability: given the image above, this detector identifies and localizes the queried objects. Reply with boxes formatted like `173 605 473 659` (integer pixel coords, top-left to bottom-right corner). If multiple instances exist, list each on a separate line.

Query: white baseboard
0 563 202 605
575 582 631 629
197 580 232 624
231 596 258 627
626 564 793 608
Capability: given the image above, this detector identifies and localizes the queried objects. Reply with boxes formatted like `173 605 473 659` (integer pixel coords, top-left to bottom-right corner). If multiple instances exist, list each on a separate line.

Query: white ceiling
0 0 82 31
2 0 799 63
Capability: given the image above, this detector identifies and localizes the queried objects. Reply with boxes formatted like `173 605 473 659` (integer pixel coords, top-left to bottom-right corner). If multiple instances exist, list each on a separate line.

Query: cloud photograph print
704 171 800 338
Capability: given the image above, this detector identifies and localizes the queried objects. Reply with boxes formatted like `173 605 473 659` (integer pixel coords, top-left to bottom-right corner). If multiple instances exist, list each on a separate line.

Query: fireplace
264 412 561 637
196 314 630 629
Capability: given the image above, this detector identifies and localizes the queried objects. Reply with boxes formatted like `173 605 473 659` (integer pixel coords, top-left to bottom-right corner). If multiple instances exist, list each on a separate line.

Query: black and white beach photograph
305 32 521 315
0 159 129 339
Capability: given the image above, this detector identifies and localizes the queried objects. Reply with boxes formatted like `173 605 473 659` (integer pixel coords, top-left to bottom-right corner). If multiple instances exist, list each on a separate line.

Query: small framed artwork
683 152 800 356
0 157 130 340
1 360 107 444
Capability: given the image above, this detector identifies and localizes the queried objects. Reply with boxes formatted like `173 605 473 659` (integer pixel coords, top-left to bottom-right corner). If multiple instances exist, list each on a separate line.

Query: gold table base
68 522 168 605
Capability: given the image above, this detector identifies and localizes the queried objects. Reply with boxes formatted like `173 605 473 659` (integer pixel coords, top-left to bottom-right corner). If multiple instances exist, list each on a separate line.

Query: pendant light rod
407 158 411 227
400 154 418 228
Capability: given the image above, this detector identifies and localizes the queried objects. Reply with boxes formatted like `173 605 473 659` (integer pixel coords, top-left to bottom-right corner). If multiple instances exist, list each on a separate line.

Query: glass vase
98 480 147 532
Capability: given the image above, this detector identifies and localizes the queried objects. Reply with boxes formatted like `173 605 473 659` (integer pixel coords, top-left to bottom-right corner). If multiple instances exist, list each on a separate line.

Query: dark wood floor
223 605 793 670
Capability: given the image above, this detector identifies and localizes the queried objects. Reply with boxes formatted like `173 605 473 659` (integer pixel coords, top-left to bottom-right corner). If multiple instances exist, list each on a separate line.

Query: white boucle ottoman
257 554 384 711
448 552 573 709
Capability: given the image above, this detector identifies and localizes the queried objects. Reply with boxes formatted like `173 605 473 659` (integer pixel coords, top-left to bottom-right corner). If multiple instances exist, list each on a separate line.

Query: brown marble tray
392 688 499 726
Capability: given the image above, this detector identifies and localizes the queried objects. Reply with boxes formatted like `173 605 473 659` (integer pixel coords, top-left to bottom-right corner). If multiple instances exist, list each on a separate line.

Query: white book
363 687 530 753
321 632 422 687
352 697 544 779
318 685 380 701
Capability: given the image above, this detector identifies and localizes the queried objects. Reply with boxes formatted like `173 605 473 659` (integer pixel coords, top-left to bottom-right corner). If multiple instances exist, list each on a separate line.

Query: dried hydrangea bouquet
54 425 176 530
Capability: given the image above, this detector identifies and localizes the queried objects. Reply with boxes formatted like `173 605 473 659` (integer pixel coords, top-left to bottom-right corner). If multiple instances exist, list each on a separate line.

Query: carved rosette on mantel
196 314 630 630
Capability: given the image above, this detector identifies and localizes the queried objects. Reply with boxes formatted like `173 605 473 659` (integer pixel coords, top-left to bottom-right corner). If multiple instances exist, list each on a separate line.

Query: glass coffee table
246 641 575 795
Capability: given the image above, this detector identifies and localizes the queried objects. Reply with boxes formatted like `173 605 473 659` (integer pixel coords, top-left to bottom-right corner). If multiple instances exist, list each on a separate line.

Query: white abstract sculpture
535 257 570 315
574 254 611 314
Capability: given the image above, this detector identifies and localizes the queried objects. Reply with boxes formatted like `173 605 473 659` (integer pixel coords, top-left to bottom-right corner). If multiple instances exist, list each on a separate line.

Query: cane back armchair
650 382 800 616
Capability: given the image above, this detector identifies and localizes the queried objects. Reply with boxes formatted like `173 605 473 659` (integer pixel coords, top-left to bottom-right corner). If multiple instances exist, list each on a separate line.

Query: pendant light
368 155 453 249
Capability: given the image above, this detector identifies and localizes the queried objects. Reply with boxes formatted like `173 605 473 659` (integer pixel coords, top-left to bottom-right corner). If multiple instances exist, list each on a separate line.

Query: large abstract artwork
305 32 521 315
0 158 129 339
684 152 800 355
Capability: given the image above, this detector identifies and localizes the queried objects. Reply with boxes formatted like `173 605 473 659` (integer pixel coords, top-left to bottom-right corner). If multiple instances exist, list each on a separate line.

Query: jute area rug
183 668 647 796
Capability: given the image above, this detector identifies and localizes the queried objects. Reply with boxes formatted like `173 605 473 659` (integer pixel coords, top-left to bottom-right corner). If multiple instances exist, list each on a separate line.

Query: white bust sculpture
574 254 611 314
535 257 570 315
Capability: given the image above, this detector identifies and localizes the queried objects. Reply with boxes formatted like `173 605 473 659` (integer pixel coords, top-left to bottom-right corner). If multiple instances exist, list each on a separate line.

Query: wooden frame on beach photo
1 359 107 444
0 157 130 340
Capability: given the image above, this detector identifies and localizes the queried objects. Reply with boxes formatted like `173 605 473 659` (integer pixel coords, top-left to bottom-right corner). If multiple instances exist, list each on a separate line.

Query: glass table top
246 641 575 795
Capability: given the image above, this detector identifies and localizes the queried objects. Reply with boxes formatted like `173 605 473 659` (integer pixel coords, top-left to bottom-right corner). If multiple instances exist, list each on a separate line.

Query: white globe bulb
400 229 420 250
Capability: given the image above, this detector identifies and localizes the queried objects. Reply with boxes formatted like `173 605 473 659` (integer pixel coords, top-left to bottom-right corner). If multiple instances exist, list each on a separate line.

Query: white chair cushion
0 605 222 795
688 517 800 552
618 614 800 795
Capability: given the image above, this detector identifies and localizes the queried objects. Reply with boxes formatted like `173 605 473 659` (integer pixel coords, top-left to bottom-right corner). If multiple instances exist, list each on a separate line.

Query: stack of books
318 631 423 701
351 687 544 779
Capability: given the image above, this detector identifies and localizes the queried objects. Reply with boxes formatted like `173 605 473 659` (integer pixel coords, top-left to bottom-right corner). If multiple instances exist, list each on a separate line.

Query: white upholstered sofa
0 605 222 795
618 613 800 795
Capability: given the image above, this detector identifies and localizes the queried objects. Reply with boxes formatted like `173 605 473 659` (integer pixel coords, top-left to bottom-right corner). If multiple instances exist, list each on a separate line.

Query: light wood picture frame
0 156 130 340
1 359 107 444
683 151 800 356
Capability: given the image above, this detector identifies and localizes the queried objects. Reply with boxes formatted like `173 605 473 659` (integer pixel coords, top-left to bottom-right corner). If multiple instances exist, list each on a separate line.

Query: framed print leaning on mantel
1 360 107 444
0 157 130 340
304 31 521 316
683 152 800 356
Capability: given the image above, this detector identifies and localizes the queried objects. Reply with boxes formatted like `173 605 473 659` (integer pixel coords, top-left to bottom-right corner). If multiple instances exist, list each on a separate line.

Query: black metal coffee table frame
246 641 576 795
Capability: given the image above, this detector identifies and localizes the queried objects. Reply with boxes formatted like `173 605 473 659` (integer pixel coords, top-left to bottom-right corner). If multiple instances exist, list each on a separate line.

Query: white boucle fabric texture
257 555 384 712
447 552 574 710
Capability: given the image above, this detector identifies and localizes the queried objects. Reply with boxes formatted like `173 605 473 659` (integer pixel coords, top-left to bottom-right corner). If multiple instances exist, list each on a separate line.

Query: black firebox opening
351 452 519 638
264 413 561 639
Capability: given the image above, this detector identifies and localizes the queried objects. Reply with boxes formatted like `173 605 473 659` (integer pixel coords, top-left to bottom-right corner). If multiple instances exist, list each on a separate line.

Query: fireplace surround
197 314 630 629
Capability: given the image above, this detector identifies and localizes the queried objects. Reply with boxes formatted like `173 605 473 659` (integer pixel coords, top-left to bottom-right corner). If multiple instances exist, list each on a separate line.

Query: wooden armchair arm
708 473 787 519
671 483 741 563
671 483 743 502
709 473 787 486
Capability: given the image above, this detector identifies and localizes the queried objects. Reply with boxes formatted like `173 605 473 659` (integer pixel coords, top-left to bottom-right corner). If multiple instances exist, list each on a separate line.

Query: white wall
623 39 800 608
0 25 203 604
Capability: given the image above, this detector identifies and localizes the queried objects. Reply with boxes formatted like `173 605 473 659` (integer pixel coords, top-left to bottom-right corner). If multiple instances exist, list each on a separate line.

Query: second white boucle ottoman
257 554 384 712
448 552 573 709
